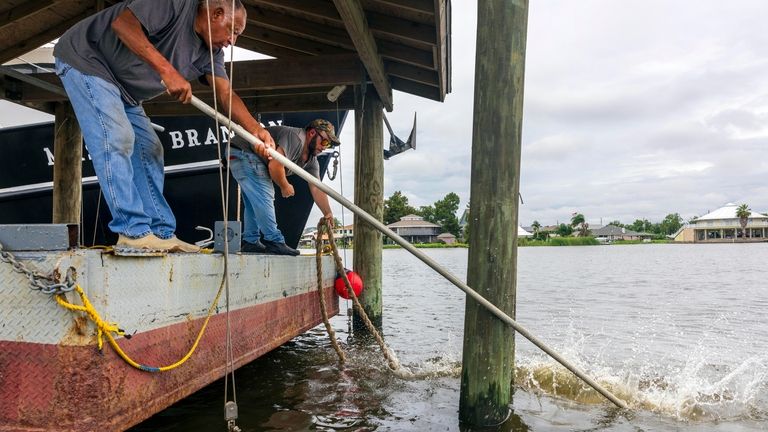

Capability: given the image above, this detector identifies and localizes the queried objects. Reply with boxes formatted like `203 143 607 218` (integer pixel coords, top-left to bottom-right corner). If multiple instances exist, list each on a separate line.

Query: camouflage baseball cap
308 119 341 146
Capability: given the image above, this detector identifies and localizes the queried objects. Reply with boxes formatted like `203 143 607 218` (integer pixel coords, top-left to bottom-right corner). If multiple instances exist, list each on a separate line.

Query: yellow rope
55 277 226 372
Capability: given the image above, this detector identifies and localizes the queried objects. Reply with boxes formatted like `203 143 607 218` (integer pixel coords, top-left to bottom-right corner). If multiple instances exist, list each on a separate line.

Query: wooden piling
352 86 384 330
52 101 83 226
459 0 528 426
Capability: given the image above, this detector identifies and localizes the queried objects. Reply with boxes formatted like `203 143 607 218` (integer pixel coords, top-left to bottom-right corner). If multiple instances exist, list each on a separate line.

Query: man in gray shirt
53 0 274 253
229 119 340 255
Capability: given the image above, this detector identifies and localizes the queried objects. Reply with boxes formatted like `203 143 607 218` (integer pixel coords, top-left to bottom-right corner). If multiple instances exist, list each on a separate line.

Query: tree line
528 212 686 240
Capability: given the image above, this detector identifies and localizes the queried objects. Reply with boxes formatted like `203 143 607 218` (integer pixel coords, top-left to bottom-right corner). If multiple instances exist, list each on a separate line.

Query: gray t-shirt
53 0 226 105
231 125 320 179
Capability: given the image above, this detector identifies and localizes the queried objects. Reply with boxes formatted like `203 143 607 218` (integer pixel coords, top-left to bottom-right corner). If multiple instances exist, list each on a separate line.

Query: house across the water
386 214 441 243
674 203 768 242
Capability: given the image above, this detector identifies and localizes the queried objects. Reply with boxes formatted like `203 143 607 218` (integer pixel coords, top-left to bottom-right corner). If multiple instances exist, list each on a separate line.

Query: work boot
262 239 300 256
116 233 179 252
241 240 267 253
165 235 201 253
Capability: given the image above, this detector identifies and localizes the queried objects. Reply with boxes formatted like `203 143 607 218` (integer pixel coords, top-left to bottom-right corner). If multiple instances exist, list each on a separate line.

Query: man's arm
209 74 275 160
111 9 191 102
267 147 294 198
309 184 333 224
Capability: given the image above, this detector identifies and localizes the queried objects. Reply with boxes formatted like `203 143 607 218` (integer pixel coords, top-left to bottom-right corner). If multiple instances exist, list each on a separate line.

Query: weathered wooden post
459 0 528 426
353 85 384 330
52 101 83 226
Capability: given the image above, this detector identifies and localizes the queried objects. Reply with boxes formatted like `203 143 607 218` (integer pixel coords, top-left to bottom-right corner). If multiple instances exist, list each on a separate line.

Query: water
131 244 768 431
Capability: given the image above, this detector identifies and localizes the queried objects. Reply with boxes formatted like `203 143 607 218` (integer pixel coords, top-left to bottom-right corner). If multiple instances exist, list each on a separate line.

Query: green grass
519 237 600 246
383 242 468 249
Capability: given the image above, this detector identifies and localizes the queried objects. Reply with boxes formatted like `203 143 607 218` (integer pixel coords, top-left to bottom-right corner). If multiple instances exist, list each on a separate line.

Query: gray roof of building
591 225 642 236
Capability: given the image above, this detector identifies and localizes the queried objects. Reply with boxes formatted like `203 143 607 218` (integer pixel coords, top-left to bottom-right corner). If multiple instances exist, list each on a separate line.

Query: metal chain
0 242 76 295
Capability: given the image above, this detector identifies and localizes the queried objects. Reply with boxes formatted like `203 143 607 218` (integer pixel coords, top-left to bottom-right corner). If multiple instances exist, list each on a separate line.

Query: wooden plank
386 61 438 87
460 0 528 426
433 0 450 97
332 0 393 110
0 0 56 32
352 87 384 330
361 0 434 24
247 0 435 51
145 90 355 116
240 28 350 57
4 55 365 102
367 10 436 46
236 36 304 59
390 76 439 100
0 8 93 64
246 5 434 69
52 101 82 225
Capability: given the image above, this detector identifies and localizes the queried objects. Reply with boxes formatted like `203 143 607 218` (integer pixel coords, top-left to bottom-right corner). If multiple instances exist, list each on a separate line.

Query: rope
53 273 228 372
315 218 413 378
314 227 346 365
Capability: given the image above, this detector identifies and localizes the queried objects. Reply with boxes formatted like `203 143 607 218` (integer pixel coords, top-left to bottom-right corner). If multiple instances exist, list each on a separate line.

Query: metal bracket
214 221 241 253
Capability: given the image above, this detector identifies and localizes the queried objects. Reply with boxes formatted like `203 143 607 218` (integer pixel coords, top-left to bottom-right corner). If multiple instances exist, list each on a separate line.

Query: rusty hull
0 286 338 431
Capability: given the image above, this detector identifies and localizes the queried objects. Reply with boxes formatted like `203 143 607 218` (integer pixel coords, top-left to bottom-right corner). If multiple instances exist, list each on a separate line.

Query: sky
3 0 768 227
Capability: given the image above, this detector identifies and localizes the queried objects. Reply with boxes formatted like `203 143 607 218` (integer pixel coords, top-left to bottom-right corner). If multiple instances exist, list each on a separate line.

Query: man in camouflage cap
229 119 340 255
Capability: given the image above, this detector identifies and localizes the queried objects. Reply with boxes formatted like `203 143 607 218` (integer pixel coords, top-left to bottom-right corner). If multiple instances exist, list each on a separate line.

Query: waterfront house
591 224 649 242
387 214 441 243
674 203 768 242
518 226 533 237
437 232 457 244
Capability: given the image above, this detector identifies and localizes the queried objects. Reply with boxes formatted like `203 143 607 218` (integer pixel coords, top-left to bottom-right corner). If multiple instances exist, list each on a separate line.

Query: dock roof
0 0 451 115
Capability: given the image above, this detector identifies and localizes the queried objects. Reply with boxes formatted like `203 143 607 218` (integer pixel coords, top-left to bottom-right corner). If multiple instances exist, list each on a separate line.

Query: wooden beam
332 0 393 110
361 0 434 24
433 0 450 97
0 8 94 65
460 0 528 425
246 6 434 69
352 87 384 330
236 36 304 59
390 76 440 100
248 0 435 48
145 90 355 116
4 55 365 103
0 0 56 32
240 28 349 57
386 61 438 87
52 101 82 225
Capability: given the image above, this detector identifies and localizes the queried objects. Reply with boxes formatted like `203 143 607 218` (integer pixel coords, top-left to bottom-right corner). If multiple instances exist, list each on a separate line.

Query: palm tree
736 204 751 239
570 213 589 237
531 220 541 239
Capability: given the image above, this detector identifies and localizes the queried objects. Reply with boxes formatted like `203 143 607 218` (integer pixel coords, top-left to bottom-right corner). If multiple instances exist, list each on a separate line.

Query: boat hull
0 250 338 431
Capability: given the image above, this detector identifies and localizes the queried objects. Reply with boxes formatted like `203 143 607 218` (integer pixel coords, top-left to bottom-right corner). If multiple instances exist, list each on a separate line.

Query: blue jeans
55 59 176 239
228 148 285 244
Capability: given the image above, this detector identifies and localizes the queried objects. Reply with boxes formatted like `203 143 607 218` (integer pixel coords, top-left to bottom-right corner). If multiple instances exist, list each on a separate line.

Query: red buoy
335 270 363 299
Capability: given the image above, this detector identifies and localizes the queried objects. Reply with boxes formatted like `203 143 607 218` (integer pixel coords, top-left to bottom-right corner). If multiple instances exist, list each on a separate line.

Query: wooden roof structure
0 0 451 115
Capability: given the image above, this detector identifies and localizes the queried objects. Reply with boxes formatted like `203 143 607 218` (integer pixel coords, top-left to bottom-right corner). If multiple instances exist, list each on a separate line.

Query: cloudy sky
3 0 768 227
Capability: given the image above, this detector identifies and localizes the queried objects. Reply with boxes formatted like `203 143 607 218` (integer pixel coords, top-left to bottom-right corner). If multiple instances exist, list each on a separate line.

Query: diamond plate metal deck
0 250 336 345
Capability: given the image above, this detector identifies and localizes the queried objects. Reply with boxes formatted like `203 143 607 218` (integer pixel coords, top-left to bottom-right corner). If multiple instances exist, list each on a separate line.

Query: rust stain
0 287 340 431
60 316 95 346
